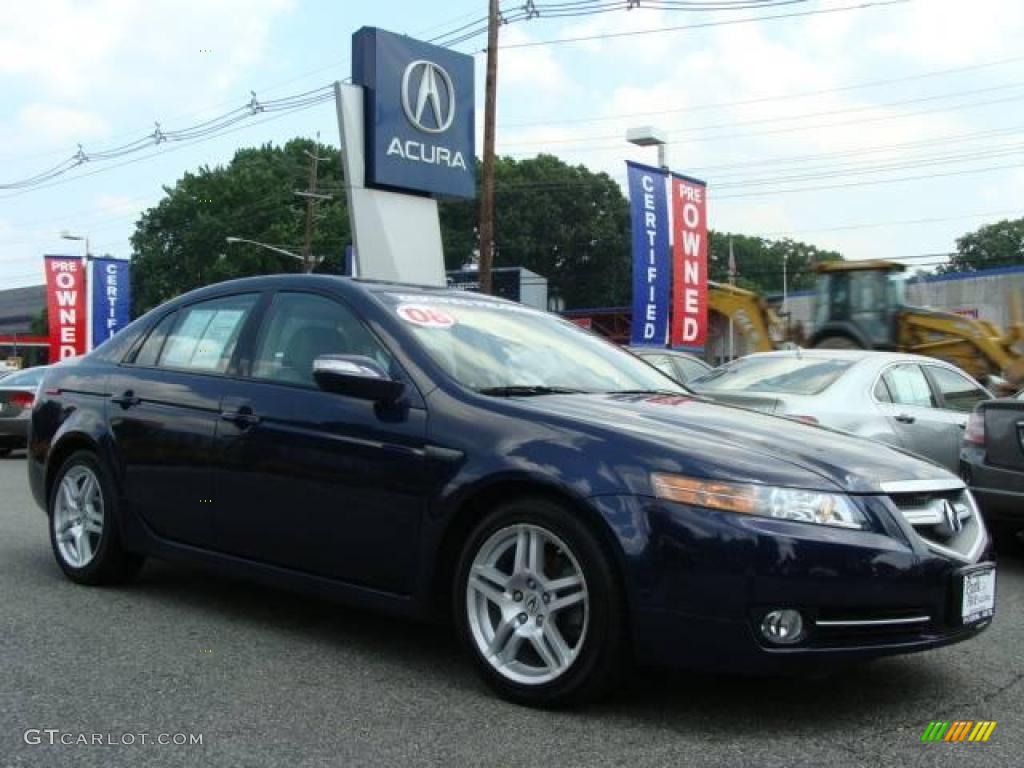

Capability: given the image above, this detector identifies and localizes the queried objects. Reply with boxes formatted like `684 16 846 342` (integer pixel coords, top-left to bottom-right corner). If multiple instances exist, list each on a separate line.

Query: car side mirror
312 354 405 403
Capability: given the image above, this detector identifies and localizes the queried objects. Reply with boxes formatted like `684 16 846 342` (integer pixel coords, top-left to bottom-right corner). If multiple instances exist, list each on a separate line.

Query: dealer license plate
961 567 996 624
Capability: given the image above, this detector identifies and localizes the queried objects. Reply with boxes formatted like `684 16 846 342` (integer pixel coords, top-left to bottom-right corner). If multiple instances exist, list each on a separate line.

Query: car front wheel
49 450 143 585
454 497 626 707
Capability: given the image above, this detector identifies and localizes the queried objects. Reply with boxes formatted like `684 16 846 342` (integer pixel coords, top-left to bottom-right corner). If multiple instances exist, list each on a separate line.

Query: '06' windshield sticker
397 304 456 328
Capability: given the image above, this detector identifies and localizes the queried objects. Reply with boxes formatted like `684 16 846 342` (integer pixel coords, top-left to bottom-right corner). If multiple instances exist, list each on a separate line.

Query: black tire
48 449 144 585
453 497 627 708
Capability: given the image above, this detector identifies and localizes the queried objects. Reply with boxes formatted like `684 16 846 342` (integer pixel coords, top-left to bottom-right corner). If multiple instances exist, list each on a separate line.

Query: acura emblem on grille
939 500 964 537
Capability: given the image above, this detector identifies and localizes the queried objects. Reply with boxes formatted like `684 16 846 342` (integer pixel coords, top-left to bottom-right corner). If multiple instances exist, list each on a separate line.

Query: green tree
440 154 631 309
130 139 350 314
940 217 1024 274
30 307 47 336
707 231 843 295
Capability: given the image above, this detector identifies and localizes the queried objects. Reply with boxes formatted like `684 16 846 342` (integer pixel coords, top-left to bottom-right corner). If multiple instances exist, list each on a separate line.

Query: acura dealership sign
352 27 476 198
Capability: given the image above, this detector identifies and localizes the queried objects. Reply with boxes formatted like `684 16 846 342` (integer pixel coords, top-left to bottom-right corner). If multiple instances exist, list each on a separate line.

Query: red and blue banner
670 173 708 347
91 257 131 348
44 255 88 361
627 161 670 346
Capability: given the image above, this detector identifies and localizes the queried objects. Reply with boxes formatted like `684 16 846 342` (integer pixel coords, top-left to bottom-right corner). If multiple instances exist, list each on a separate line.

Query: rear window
689 356 853 395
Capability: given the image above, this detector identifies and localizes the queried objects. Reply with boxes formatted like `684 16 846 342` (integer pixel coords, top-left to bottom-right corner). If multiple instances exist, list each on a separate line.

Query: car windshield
381 292 684 394
689 355 853 395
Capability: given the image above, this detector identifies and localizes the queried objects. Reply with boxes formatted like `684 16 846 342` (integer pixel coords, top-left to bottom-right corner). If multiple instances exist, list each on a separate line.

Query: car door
211 290 430 594
921 363 992 468
874 363 956 469
107 293 259 548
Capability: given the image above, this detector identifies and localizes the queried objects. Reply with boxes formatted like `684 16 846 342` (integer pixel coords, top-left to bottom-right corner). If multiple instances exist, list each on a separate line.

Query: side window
675 358 709 383
882 365 935 408
873 377 892 403
132 312 177 367
251 292 393 387
926 365 990 413
158 294 257 374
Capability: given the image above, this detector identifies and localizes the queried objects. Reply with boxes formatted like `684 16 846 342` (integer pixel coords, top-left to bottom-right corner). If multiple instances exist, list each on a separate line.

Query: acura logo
401 60 455 133
940 500 964 536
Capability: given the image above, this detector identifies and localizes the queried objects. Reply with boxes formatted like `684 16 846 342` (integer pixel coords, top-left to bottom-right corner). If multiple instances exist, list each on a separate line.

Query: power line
502 54 1024 130
502 82 1024 150
489 0 909 50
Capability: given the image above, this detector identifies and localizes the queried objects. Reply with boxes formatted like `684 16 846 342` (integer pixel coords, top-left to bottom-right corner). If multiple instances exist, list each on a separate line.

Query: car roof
737 349 942 365
160 273 523 309
626 346 705 360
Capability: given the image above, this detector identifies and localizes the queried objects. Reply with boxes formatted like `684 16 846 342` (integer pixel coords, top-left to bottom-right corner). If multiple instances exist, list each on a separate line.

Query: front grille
882 479 987 563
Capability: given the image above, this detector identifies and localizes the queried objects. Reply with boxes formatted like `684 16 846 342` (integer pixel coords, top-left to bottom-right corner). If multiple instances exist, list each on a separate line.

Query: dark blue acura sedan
28 275 995 706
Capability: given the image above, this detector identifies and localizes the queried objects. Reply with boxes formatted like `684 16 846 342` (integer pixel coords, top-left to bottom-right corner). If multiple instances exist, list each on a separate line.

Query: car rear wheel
454 497 625 707
49 450 143 585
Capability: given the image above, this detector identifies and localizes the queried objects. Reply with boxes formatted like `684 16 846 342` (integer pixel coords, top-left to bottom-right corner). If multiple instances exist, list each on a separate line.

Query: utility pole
296 132 333 273
478 0 500 294
728 237 736 361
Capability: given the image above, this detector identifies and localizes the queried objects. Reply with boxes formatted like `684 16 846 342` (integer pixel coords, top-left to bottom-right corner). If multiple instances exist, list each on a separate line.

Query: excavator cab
810 260 906 349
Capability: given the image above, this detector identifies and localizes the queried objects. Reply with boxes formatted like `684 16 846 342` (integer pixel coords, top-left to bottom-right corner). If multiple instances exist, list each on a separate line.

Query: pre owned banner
91 257 131 347
626 161 670 346
44 255 88 361
670 174 709 347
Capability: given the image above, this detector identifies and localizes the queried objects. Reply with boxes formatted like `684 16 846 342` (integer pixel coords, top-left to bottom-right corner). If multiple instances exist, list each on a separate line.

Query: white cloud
15 104 109 147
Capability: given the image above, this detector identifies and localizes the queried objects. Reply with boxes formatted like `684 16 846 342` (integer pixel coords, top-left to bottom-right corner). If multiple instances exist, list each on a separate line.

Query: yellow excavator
708 260 1024 389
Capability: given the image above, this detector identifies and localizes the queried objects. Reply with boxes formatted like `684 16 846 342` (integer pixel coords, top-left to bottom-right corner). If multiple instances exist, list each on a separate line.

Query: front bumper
592 495 994 674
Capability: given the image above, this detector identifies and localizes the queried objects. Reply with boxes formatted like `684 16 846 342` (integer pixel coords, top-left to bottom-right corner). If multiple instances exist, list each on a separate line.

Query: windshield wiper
605 388 689 396
477 385 588 397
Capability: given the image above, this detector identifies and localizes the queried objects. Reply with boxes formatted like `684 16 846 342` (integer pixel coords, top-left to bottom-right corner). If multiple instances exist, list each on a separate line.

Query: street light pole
626 126 668 171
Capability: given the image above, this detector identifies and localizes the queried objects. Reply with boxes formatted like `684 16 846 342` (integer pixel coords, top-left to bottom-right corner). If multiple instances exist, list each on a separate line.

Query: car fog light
760 609 804 645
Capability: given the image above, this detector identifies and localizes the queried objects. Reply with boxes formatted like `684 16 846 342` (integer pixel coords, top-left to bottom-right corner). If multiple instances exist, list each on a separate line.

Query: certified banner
44 255 88 361
91 257 131 347
670 174 709 347
626 161 670 346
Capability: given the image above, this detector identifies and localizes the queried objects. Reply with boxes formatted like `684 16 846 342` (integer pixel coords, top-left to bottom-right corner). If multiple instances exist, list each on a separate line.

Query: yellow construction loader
708 260 1024 388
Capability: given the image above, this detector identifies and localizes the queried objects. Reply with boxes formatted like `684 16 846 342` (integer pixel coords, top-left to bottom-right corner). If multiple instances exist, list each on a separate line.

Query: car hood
512 392 954 494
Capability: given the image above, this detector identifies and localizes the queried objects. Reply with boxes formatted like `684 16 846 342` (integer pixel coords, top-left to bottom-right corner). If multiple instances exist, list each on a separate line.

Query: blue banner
627 161 670 346
90 257 131 348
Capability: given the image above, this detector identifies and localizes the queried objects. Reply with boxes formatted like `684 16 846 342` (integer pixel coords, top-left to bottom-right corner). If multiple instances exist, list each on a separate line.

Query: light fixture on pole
60 230 91 259
626 126 669 170
225 237 306 265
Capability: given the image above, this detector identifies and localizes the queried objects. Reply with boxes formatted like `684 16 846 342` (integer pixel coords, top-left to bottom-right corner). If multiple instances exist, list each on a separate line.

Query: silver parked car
626 346 713 384
688 350 992 472
0 366 48 457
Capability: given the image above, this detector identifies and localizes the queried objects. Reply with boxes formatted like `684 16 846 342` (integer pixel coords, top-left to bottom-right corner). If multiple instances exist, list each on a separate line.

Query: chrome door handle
220 409 260 428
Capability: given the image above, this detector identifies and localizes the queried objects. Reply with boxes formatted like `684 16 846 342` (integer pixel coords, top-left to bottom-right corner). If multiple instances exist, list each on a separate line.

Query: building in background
0 285 45 334
446 266 549 312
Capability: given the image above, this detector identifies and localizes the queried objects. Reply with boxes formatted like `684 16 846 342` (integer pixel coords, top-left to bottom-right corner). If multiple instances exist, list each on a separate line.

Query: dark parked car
0 366 48 456
625 346 712 384
962 397 1024 535
29 275 995 707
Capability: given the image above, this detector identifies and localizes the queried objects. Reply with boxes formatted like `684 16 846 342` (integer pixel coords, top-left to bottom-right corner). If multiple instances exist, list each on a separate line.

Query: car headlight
651 473 867 529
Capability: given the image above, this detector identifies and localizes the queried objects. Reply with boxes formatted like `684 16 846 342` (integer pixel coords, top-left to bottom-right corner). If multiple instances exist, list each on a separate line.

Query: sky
1 0 1023 289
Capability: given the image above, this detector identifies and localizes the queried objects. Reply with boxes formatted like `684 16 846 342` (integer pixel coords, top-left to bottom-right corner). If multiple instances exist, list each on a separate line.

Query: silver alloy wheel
53 465 104 568
466 523 589 685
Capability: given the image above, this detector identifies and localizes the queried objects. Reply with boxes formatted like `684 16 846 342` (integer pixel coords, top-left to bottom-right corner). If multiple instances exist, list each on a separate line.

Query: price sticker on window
397 304 456 328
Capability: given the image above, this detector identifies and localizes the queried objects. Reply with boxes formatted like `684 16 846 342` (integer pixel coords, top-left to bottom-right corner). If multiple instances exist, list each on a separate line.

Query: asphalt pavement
1 452 1021 768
